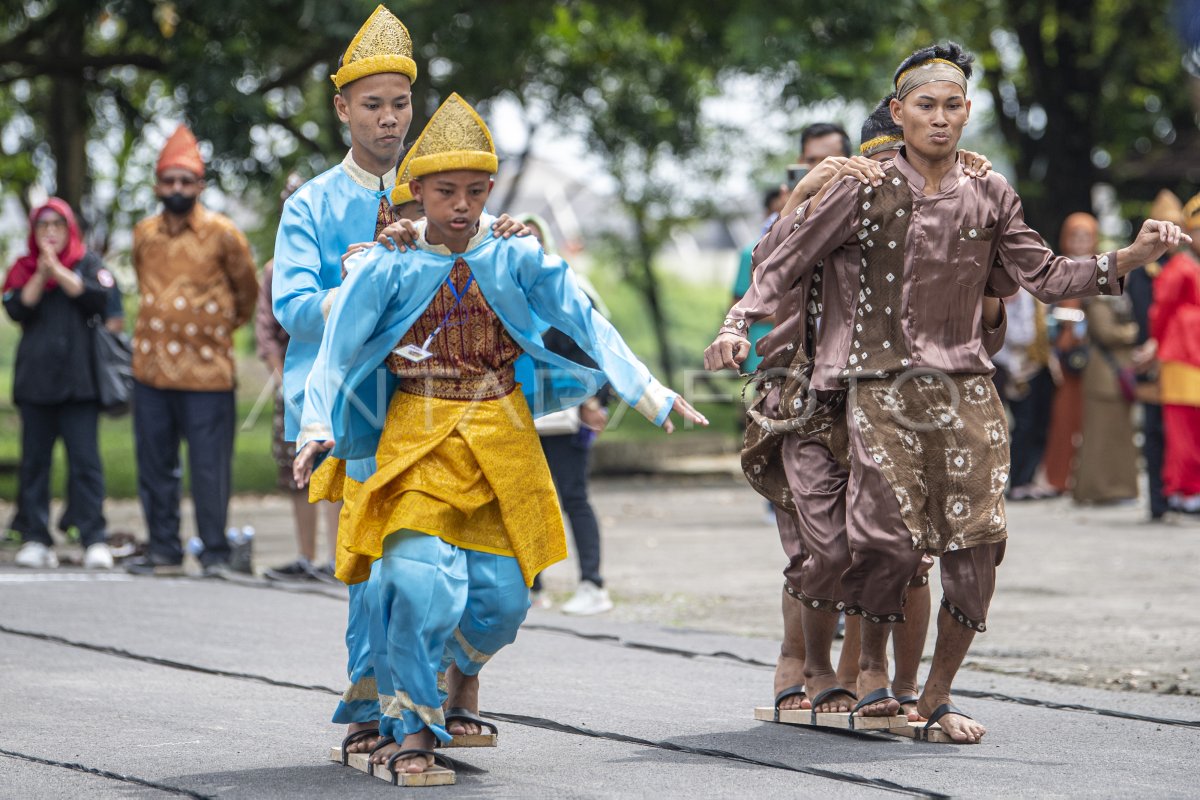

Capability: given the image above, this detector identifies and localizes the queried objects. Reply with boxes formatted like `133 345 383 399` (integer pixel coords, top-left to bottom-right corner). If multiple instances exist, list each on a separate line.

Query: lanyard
421 274 474 351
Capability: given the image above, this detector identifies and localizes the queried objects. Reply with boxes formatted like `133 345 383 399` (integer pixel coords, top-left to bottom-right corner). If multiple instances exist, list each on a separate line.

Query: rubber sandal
365 736 396 777
384 748 456 786
440 707 499 748
772 684 806 722
338 727 379 765
808 686 858 725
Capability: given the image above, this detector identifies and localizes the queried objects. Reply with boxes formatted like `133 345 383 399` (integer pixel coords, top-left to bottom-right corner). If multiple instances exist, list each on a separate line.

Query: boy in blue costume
295 93 704 782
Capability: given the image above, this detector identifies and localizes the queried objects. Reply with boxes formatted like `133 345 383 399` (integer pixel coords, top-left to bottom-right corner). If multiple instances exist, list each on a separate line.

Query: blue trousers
368 531 529 743
331 575 380 724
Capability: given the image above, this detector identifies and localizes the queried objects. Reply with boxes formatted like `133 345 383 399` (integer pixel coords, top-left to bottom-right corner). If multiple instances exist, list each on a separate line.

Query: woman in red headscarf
3 198 114 569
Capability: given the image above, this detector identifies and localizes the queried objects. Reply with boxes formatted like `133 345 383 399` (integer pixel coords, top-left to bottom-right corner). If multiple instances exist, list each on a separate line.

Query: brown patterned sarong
849 372 1009 554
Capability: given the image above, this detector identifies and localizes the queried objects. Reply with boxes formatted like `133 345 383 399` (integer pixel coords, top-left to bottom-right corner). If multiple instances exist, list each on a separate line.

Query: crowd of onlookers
992 190 1200 520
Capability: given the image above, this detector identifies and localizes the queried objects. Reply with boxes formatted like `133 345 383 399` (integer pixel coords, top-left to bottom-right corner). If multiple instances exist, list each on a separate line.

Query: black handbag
89 317 134 416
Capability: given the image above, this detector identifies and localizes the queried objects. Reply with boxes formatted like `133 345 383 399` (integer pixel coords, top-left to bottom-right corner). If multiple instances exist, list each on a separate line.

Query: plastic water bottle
228 525 254 575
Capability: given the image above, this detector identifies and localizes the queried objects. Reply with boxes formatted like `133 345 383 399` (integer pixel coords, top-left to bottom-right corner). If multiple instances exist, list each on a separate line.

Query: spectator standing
992 291 1056 500
3 198 113 569
1125 189 1182 520
1072 292 1140 504
1042 213 1097 494
123 125 258 576
518 213 614 615
1151 193 1200 512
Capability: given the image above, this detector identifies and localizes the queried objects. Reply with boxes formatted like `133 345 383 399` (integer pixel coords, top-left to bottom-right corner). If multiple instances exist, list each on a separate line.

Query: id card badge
393 343 434 363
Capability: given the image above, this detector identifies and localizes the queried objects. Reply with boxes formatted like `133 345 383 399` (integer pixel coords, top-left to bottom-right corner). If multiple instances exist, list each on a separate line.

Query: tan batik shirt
131 204 259 391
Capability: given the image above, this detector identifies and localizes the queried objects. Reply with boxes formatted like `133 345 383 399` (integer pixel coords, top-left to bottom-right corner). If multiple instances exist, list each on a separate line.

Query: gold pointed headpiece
1176 190 1200 229
331 5 417 90
408 93 498 178
1150 189 1183 227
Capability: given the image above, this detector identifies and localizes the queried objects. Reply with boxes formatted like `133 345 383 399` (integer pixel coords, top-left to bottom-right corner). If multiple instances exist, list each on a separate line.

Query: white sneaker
84 543 114 570
15 541 59 569
530 590 553 610
561 581 613 616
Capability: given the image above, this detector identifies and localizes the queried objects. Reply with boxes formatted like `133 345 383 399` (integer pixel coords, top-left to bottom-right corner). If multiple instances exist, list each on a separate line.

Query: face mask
161 193 196 215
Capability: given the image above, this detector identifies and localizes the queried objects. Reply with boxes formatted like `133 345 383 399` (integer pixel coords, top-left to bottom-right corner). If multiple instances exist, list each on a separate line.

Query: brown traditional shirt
386 259 523 401
132 204 259 391
725 151 1118 391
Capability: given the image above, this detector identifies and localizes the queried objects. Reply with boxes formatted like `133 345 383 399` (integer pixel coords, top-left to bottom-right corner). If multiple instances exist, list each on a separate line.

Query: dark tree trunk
1004 0 1098 244
45 13 88 213
632 209 675 386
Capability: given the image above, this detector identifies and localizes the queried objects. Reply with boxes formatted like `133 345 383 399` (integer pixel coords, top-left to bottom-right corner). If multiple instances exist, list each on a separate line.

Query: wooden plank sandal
328 727 381 766
752 684 806 723
439 708 498 748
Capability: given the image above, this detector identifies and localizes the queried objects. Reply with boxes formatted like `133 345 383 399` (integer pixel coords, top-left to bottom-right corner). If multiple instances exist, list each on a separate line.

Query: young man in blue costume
271 5 527 759
295 93 704 782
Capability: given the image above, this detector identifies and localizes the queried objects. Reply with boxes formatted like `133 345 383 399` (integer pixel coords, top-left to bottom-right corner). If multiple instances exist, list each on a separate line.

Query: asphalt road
2 477 1198 797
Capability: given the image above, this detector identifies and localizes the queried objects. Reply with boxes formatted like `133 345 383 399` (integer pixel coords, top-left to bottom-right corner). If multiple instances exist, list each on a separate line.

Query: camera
786 164 809 185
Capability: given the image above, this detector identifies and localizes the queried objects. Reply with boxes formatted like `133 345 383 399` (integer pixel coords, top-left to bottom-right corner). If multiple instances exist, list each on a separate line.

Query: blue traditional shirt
272 152 394 481
299 223 676 460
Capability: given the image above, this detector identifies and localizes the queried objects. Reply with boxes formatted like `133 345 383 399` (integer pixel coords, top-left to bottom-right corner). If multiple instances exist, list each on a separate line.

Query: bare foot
893 682 922 722
345 721 381 754
918 695 986 743
445 664 481 736
804 671 854 713
774 654 809 710
370 729 437 773
855 669 900 717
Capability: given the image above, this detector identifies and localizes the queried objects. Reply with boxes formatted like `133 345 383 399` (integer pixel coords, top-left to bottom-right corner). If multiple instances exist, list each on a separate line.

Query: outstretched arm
520 251 706 432
706 177 859 371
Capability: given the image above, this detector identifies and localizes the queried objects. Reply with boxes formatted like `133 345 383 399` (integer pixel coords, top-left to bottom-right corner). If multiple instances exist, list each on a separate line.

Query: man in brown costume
707 42 1187 742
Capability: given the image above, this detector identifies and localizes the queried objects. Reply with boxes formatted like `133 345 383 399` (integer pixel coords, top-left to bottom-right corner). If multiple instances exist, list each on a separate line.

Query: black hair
800 122 851 159
763 186 784 212
893 41 975 85
860 94 901 144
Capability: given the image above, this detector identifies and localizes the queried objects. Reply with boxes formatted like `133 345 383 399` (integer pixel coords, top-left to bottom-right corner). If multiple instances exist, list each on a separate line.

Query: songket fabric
300 221 675 742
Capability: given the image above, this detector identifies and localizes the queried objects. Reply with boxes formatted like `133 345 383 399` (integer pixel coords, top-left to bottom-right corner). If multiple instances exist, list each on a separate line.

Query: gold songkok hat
860 134 903 157
895 58 967 100
390 135 423 206
1151 189 1183 223
331 5 417 90
1184 192 1200 229
408 93 498 178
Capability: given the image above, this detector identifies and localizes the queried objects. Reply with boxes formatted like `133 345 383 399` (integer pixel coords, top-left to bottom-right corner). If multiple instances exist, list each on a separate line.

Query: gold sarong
335 388 567 586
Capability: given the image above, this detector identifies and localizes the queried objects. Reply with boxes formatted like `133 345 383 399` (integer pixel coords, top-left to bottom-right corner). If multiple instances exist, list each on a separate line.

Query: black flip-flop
808 686 858 725
852 687 901 729
925 702 973 731
444 707 499 735
772 685 806 722
338 727 379 766
365 736 396 777
384 749 456 786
